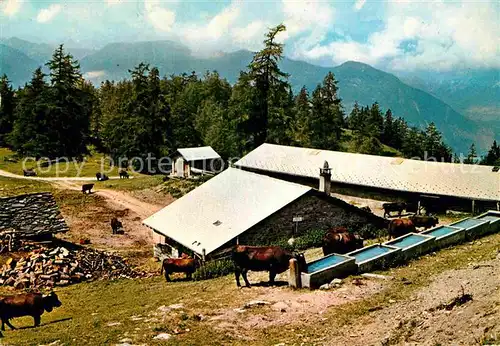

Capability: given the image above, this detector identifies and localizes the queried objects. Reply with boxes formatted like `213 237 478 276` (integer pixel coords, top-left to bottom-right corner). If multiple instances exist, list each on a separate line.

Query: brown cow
160 257 197 282
322 229 364 256
409 215 439 230
0 292 62 334
388 218 416 239
231 245 306 288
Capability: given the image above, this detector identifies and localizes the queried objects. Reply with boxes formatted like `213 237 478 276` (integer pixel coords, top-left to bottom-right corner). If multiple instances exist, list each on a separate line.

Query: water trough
299 253 356 289
421 225 465 249
449 217 490 239
347 244 401 273
384 233 435 260
474 211 500 235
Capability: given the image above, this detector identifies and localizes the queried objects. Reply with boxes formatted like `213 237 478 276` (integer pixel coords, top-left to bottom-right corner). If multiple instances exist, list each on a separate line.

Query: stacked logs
0 246 146 289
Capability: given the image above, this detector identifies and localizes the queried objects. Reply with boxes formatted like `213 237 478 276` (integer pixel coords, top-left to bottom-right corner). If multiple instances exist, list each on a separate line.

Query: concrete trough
384 233 436 261
346 244 401 273
449 217 491 240
300 253 356 289
474 211 500 235
421 225 466 250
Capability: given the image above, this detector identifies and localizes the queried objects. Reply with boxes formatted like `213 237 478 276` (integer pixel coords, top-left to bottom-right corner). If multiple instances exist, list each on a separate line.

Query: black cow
95 172 102 181
119 170 129 179
383 202 407 218
110 217 124 234
23 169 37 177
82 184 94 194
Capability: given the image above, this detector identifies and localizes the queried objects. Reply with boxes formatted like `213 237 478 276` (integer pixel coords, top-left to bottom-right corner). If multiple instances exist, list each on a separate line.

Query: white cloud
83 70 106 79
145 0 176 32
1 0 22 17
354 0 366 11
232 21 267 51
37 4 62 23
296 0 500 71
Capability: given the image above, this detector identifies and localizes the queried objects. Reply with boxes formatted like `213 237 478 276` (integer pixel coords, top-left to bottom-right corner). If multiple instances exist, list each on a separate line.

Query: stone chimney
319 160 332 195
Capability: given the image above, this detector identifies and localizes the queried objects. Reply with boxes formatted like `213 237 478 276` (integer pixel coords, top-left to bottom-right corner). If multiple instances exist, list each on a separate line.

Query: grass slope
1 231 498 345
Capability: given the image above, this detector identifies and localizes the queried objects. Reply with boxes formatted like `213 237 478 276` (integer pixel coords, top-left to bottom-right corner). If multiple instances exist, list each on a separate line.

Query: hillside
1 38 494 153
0 44 39 86
400 69 500 149
0 37 94 65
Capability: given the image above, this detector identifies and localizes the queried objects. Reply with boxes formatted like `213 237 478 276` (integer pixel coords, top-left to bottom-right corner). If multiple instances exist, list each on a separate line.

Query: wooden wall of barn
238 192 387 246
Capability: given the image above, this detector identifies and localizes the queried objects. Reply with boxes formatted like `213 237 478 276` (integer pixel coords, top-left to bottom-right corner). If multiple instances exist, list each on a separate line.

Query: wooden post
202 249 206 262
472 200 475 215
497 201 499 211
288 258 301 289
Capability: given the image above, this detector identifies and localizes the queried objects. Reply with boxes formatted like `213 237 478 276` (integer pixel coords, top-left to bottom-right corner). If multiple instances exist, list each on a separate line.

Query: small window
213 220 222 226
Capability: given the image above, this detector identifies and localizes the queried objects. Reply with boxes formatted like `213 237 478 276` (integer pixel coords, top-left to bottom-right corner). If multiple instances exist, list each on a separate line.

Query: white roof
143 167 311 255
236 143 500 202
176 146 221 161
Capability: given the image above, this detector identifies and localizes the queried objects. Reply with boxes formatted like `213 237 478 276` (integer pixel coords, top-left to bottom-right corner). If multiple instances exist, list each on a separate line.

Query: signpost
292 216 303 236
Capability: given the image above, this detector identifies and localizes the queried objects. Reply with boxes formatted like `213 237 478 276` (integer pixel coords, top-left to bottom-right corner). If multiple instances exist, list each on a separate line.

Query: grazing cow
388 218 416 239
383 202 407 218
409 215 439 230
101 174 109 181
0 292 62 334
95 172 102 181
322 229 364 256
23 169 37 177
160 257 198 282
110 218 124 234
231 245 306 288
119 170 129 179
82 184 94 194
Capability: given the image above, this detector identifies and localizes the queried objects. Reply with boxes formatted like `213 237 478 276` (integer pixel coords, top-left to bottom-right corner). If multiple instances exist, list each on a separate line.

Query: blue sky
1 0 499 71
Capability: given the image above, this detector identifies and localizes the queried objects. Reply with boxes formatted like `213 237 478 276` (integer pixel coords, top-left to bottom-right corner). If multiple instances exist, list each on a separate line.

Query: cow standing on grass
0 292 62 336
160 255 197 282
322 227 364 256
231 245 306 288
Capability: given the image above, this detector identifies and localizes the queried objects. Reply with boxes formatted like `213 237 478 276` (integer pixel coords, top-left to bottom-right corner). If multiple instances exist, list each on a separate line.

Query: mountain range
0 38 498 154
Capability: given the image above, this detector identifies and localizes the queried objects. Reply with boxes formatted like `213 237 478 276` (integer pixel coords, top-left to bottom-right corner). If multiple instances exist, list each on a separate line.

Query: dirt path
0 168 167 250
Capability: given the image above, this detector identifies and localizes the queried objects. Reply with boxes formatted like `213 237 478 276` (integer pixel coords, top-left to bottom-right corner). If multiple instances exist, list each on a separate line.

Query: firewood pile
0 246 148 289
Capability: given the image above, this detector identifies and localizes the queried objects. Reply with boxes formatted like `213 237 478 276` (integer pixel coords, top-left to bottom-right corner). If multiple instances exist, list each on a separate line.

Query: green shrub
277 229 326 251
193 259 234 281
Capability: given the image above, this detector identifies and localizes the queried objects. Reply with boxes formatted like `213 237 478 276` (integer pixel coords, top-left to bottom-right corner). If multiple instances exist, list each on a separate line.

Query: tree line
0 24 497 170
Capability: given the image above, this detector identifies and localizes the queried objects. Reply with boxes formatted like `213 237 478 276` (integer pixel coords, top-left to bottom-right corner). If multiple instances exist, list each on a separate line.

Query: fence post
288 258 301 289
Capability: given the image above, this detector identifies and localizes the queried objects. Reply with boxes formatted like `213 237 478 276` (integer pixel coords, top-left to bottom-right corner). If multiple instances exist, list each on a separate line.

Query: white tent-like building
171 146 221 178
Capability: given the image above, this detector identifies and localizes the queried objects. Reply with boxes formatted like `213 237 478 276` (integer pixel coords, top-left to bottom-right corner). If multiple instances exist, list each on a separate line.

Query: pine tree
382 109 394 146
347 102 362 130
292 86 311 146
247 23 289 148
45 45 90 158
9 68 51 157
464 143 477 164
482 140 500 166
0 75 16 146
